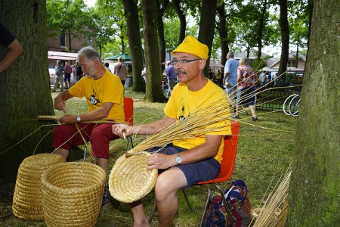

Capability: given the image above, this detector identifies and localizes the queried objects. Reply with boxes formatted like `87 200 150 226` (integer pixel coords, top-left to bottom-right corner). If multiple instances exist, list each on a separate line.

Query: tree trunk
278 0 289 76
296 43 299 68
68 30 72 51
156 0 168 66
122 0 145 92
257 0 267 60
172 0 186 45
0 0 54 182
217 3 228 66
142 0 166 102
120 23 125 54
287 0 340 225
198 0 217 70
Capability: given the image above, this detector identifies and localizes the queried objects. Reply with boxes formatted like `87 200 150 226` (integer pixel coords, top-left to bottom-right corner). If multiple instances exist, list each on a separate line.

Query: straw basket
41 162 106 227
12 153 64 220
109 152 158 203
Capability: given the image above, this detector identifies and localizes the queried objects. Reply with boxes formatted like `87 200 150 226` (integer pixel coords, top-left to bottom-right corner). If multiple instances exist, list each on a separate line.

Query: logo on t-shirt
89 95 100 105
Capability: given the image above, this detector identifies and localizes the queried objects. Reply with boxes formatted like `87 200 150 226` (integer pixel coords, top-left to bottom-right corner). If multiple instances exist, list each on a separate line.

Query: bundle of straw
109 97 231 202
127 98 231 155
250 168 291 227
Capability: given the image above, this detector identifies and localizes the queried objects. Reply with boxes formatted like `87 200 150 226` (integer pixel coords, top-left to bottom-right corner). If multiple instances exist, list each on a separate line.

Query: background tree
287 0 340 225
156 0 169 65
47 0 91 51
216 1 228 66
171 0 187 45
142 0 166 102
0 0 53 181
278 0 289 76
198 0 217 69
122 0 145 92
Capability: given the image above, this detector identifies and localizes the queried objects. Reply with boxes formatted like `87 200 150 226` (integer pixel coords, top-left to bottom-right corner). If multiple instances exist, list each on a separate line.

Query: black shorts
148 144 220 186
239 86 256 107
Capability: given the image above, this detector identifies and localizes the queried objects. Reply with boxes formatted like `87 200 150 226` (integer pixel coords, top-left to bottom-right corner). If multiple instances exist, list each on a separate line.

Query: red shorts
52 123 118 159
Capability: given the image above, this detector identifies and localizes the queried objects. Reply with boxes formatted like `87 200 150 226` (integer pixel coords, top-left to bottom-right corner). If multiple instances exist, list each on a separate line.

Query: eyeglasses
169 58 201 65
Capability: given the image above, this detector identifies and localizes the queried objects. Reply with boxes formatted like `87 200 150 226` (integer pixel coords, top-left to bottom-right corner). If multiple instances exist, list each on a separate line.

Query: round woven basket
41 162 106 227
12 153 64 220
109 152 158 203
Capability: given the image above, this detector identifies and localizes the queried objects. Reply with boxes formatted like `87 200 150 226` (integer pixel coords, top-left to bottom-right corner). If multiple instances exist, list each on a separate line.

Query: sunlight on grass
2 89 297 226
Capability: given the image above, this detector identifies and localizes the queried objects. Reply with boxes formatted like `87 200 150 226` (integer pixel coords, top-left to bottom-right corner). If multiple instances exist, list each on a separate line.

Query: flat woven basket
12 153 64 220
109 152 158 203
41 162 106 227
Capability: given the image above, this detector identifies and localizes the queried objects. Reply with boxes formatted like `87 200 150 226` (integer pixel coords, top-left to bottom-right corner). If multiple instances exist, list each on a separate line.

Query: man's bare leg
53 148 69 161
155 167 187 227
130 202 150 227
96 158 108 172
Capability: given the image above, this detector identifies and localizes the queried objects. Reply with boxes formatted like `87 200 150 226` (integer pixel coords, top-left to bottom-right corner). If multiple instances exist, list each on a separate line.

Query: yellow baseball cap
172 36 209 60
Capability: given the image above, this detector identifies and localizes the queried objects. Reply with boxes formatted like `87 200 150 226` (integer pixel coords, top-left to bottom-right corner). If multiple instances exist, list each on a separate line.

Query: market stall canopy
48 51 78 61
105 53 131 61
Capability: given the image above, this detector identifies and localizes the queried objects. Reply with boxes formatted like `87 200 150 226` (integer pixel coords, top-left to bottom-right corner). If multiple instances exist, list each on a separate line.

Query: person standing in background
113 57 128 86
64 61 72 89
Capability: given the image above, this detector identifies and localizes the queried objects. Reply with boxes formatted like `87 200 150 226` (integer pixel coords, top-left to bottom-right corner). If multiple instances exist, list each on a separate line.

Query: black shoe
252 117 258 121
102 186 111 207
232 114 240 119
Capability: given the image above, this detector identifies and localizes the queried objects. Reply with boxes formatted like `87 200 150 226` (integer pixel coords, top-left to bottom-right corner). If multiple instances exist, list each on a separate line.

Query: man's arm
0 39 23 72
112 116 176 137
54 91 73 111
148 135 223 169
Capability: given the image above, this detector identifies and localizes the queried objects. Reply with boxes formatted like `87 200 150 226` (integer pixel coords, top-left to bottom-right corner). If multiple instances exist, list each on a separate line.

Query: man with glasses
53 46 124 172
112 36 231 227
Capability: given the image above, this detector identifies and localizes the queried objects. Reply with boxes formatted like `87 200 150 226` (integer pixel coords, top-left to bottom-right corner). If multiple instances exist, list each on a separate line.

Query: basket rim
41 161 106 194
109 152 158 203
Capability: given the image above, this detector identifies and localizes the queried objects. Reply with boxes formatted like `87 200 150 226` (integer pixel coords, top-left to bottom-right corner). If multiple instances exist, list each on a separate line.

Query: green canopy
105 53 131 61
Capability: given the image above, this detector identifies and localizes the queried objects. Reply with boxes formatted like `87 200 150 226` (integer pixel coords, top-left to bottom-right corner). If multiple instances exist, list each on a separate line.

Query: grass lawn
1 88 297 227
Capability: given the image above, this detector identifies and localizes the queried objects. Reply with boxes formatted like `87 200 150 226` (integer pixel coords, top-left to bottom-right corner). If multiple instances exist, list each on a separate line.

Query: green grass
1 89 297 227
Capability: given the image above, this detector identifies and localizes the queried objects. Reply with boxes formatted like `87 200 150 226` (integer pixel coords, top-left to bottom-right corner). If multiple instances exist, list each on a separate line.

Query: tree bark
278 0 289 76
172 0 186 45
257 0 267 60
0 0 54 182
142 0 166 102
122 0 145 92
198 0 217 70
287 0 340 226
217 3 229 67
119 23 125 54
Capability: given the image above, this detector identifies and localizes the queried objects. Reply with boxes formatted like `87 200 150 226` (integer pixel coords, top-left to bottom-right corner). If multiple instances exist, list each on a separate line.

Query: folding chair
182 120 240 210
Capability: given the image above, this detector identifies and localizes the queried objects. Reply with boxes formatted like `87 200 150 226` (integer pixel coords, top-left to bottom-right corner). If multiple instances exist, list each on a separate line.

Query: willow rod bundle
126 97 231 156
250 168 291 227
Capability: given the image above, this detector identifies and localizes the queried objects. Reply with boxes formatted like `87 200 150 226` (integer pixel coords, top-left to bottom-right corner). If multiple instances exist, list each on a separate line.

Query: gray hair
78 46 100 61
227 52 234 58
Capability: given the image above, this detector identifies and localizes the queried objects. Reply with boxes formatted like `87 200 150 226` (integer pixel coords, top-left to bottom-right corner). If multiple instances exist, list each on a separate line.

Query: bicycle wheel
289 95 300 117
282 94 297 116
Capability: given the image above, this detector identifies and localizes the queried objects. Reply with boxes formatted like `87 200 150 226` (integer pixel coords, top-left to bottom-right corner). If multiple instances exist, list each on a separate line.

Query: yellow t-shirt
164 80 231 163
68 70 125 122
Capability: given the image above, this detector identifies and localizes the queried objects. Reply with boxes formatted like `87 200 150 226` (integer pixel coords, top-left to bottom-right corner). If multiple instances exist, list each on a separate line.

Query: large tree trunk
172 0 186 45
198 0 217 70
257 0 267 60
0 0 54 182
142 0 166 102
278 0 289 77
287 0 340 225
216 3 228 66
122 0 145 92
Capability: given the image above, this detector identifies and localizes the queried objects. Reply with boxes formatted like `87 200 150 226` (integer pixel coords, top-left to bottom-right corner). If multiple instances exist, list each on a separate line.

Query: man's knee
155 172 182 202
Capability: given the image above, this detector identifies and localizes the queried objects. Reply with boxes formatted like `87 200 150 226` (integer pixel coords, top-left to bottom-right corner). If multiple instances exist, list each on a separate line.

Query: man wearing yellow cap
112 36 231 227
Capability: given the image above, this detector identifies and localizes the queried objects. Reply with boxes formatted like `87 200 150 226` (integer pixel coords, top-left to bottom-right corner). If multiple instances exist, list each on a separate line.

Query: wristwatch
76 115 81 122
175 155 183 165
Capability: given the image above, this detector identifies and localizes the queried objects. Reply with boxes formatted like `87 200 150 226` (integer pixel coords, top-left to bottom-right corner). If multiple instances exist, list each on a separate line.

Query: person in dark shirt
0 23 23 72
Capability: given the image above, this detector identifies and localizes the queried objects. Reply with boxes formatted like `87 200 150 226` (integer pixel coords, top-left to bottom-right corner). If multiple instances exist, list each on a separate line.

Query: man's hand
54 100 66 112
147 153 176 170
59 114 77 124
112 123 134 138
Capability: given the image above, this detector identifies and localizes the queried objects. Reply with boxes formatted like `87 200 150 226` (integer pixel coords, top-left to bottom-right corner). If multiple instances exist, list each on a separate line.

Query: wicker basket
41 162 106 227
109 152 158 203
12 153 64 220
